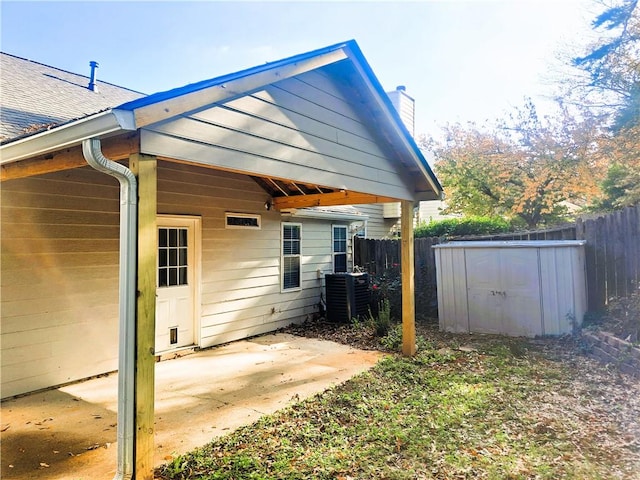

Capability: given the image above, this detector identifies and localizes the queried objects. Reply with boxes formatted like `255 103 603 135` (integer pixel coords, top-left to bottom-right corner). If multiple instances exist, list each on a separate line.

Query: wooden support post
401 200 416 356
129 154 157 480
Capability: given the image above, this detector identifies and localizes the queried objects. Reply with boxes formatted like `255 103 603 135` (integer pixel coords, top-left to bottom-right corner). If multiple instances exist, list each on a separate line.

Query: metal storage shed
434 241 587 337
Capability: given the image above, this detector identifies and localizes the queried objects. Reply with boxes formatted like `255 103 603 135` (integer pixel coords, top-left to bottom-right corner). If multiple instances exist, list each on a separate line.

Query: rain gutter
82 138 137 480
0 109 135 164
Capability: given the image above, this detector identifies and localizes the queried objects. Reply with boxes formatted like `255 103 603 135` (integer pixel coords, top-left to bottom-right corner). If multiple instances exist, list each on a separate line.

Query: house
1 40 442 477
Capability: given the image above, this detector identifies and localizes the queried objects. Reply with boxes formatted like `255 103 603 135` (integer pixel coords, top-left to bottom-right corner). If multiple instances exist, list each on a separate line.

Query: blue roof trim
340 41 443 194
116 40 354 111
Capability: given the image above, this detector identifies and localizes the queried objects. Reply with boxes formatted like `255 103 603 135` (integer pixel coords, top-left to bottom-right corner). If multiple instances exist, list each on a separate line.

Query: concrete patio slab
1 333 384 480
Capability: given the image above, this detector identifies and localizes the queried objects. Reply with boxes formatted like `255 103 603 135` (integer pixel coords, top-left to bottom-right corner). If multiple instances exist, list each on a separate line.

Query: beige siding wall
1 160 352 398
141 68 415 200
157 162 333 348
418 200 455 224
1 167 121 398
353 203 400 239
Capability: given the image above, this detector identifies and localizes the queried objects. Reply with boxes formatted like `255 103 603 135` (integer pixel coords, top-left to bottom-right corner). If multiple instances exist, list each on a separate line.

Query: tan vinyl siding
157 162 331 349
418 200 454 224
353 203 400 239
1 167 120 398
141 69 414 200
1 160 351 397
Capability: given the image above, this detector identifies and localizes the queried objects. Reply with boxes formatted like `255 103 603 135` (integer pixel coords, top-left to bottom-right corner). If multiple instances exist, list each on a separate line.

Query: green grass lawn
156 331 639 480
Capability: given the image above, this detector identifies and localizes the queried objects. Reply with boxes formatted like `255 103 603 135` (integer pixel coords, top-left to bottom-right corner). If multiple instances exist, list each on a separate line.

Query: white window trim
332 224 348 273
281 222 302 292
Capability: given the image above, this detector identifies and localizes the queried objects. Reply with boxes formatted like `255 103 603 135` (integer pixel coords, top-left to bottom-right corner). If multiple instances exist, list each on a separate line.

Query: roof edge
0 51 147 96
126 41 354 128
340 42 443 197
117 40 355 112
0 109 135 164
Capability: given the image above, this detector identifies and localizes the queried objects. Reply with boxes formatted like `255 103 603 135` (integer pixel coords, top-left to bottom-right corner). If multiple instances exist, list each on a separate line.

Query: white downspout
82 138 137 480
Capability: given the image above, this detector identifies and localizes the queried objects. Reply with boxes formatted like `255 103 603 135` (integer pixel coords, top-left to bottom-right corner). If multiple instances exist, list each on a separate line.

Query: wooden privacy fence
576 205 640 311
353 204 640 317
353 236 441 319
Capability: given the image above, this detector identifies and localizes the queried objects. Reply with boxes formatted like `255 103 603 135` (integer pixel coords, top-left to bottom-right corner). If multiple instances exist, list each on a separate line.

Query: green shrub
369 265 402 322
379 323 402 350
414 216 512 238
368 298 392 337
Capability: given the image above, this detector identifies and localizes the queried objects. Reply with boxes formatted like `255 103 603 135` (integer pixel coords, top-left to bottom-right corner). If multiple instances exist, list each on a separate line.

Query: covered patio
1 333 383 479
1 40 441 479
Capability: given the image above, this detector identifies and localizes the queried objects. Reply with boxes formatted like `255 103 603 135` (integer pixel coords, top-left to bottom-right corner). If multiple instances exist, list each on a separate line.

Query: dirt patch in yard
592 294 640 344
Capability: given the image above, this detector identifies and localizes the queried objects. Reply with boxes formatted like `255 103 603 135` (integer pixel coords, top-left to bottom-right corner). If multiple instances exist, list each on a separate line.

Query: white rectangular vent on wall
383 202 401 219
225 213 261 229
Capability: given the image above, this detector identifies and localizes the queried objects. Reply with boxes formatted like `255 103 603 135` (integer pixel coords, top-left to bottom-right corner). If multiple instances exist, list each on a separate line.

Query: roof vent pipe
88 61 99 91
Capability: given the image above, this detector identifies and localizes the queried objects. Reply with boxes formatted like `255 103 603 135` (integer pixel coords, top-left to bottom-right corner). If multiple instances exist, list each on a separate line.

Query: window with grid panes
332 225 348 273
158 227 188 287
282 223 301 290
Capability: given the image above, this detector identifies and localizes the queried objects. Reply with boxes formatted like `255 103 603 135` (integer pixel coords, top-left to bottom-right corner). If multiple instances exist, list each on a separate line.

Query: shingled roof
0 52 145 142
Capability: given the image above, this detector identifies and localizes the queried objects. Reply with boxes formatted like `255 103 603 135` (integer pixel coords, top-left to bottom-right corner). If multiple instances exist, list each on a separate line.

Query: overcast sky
1 0 599 137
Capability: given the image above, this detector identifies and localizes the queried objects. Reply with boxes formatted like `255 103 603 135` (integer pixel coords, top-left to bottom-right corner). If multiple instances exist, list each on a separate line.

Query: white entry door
156 216 200 353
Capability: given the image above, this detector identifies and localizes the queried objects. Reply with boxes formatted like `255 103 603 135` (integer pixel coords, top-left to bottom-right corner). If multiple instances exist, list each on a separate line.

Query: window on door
333 225 348 273
158 227 188 287
282 223 301 291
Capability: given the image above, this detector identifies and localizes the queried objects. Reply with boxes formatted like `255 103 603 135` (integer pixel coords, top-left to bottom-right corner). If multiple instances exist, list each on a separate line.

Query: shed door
156 217 200 353
466 248 542 336
466 249 504 335
500 249 542 336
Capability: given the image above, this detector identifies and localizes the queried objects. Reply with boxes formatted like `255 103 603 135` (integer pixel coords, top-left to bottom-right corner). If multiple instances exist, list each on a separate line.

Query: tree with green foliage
414 216 512 238
569 0 640 210
422 1 639 221
425 101 602 228
571 0 639 129
589 123 640 209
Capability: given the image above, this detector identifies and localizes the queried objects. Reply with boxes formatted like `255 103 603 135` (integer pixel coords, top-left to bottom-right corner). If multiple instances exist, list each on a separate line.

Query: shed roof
434 241 587 249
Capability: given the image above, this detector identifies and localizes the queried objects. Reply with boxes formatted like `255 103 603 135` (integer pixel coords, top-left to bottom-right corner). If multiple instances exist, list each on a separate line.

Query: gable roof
0 52 144 142
1 40 442 201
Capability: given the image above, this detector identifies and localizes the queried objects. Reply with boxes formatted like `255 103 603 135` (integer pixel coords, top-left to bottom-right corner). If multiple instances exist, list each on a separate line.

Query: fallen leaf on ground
458 345 477 352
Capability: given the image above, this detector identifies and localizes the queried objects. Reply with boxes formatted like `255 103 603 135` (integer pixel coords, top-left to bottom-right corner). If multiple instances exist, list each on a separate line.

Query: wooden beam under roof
272 190 399 209
1 133 140 181
250 176 335 199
